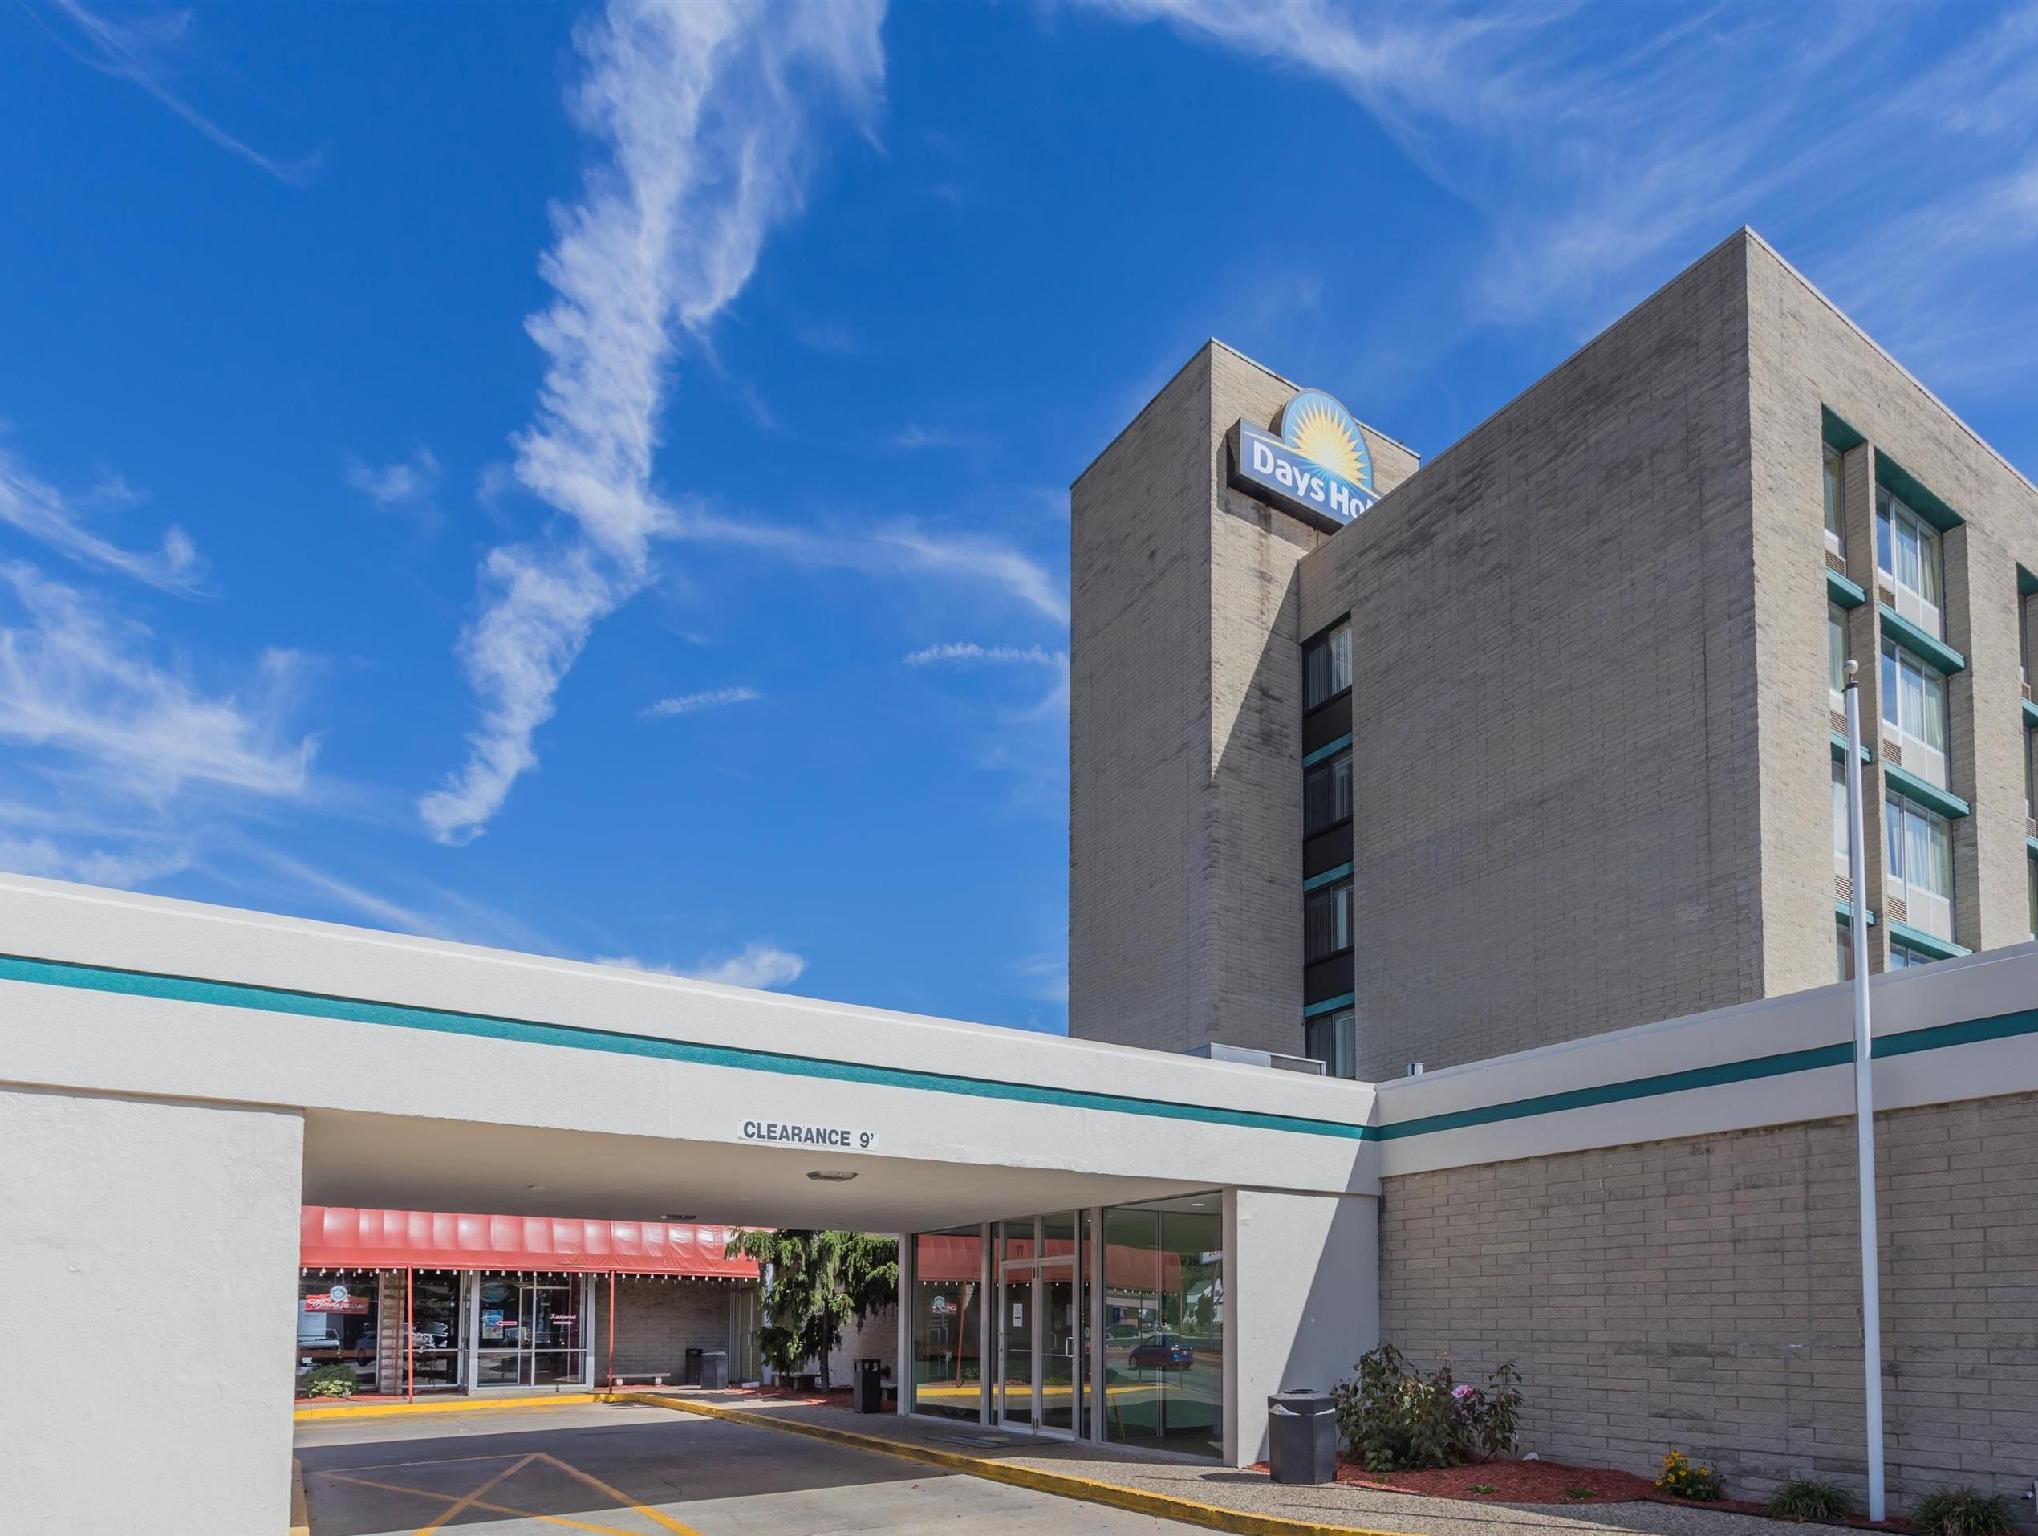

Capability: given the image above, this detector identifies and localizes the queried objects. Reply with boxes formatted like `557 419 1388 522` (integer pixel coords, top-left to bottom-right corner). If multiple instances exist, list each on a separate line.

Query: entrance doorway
471 1273 590 1388
994 1217 1082 1438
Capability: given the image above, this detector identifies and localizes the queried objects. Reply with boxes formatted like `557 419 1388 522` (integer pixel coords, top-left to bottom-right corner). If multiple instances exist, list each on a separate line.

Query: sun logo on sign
1277 389 1373 492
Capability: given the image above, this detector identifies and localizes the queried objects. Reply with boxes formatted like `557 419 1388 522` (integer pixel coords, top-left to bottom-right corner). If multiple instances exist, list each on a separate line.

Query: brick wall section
1378 1093 2038 1520
608 1278 741 1379
1298 234 1765 1079
1745 238 2038 969
1070 340 1411 1055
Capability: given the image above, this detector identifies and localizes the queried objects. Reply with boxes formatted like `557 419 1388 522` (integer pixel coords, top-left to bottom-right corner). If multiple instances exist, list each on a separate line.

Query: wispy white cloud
597 941 808 991
344 448 441 518
0 561 315 803
29 0 318 183
642 684 760 718
0 444 206 594
0 830 191 888
890 424 980 452
419 0 886 845
791 317 864 355
905 641 1062 667
1080 0 2038 389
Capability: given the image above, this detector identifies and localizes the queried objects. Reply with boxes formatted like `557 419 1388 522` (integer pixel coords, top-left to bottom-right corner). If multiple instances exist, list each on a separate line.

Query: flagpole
1843 659 1886 1521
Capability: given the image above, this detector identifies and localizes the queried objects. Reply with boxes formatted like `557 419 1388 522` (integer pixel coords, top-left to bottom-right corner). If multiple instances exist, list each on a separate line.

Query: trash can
683 1347 704 1386
698 1350 728 1390
853 1357 884 1414
1267 1388 1338 1485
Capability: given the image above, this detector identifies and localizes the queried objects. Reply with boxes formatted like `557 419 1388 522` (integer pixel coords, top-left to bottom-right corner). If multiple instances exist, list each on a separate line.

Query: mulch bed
1246 1456 1909 1528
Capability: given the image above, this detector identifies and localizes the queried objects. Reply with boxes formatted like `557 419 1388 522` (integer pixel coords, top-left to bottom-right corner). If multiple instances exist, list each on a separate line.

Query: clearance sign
1227 388 1379 529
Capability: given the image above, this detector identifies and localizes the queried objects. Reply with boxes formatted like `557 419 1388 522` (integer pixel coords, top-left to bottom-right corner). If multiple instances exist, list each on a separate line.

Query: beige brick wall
1297 233 1766 1079
1378 1093 2038 1520
1745 238 2038 975
610 1277 740 1379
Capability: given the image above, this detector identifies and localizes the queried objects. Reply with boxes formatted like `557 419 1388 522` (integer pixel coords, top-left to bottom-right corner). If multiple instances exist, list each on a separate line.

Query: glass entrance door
472 1273 588 1388
1039 1261 1077 1435
996 1261 1034 1428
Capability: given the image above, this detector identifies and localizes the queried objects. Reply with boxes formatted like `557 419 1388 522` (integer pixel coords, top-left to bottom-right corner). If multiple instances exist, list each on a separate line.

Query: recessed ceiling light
663 1213 697 1222
525 1183 545 1192
806 1169 858 1183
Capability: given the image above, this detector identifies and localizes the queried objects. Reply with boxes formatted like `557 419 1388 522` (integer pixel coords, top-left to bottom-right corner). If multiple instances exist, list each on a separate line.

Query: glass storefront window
910 1227 984 1422
474 1273 588 1388
296 1273 378 1394
1101 1194 1224 1459
410 1273 465 1391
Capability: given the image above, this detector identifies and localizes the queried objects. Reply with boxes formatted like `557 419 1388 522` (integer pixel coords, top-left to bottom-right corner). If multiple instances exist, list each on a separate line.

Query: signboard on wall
303 1285 368 1315
1227 388 1380 530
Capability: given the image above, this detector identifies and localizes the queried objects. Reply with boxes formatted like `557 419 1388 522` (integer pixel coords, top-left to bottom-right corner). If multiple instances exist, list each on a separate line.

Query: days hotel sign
1227 388 1380 530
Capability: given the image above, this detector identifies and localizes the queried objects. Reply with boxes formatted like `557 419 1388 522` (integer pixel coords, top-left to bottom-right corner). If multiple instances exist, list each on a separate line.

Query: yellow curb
599 1392 1421 1536
288 1455 310 1536
294 1391 602 1422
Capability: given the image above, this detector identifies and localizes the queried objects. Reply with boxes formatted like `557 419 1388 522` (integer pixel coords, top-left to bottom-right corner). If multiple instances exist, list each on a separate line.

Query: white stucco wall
1224 1188 1379 1465
0 1085 304 1536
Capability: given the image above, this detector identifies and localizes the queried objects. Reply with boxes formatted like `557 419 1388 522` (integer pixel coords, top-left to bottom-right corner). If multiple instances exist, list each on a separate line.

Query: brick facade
608 1277 742 1380
1378 1092 2038 1519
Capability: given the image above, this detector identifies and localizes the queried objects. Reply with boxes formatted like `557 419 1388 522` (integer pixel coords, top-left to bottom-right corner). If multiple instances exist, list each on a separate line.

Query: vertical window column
1299 618 1355 1074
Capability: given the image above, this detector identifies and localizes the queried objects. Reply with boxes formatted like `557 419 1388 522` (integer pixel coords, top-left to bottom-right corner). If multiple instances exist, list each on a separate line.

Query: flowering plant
1657 1449 1725 1501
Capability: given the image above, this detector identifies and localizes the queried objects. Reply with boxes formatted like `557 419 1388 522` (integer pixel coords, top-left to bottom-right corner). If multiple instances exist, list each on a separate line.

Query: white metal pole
1843 660 1887 1521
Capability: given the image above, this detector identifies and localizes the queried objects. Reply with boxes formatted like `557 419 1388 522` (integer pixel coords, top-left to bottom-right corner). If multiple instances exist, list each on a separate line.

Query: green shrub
1766 1478 1857 1522
1910 1488 2016 1536
1329 1345 1523 1471
303 1364 358 1399
1656 1449 1724 1501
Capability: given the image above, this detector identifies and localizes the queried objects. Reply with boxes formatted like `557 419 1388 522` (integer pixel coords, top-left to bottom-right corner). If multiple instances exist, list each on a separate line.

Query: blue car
1128 1334 1194 1370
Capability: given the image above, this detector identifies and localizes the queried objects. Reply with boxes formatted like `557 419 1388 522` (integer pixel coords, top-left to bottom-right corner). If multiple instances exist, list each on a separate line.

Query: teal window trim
1302 862 1353 893
1826 568 1866 609
1829 732 1871 765
1835 899 1878 927
2019 565 2038 598
1877 603 1966 675
2022 696 2038 730
1821 405 1865 454
1887 920 1969 961
1884 762 1970 820
1876 450 1962 531
1302 992 1354 1018
1301 733 1352 769
2026 834 2038 859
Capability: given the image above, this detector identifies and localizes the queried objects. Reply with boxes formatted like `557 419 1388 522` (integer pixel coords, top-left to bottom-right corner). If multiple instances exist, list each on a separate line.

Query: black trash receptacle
683 1347 704 1386
853 1357 884 1414
1267 1388 1338 1485
698 1350 728 1390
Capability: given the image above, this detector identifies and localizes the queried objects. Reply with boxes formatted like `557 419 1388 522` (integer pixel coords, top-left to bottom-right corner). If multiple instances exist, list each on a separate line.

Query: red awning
301 1207 760 1279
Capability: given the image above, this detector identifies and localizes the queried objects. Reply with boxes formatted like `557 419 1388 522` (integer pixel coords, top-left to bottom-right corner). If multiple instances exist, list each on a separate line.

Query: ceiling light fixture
806 1169 858 1183
663 1213 697 1222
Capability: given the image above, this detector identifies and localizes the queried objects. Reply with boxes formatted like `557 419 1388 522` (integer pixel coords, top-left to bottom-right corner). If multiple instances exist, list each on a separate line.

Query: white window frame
1885 792 1954 941
1828 604 1848 716
1831 759 1852 878
1876 487 1943 638
1879 639 1949 788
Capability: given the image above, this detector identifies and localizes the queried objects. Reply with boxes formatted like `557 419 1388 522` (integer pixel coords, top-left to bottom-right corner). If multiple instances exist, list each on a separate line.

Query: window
1304 1008 1357 1079
1101 1197 1224 1459
1888 941 1935 970
1824 443 1845 554
2029 856 2036 943
1876 485 1942 636
1885 792 1954 940
1303 880 1352 961
1828 604 1848 703
1880 639 1949 786
909 1227 984 1422
1835 922 1852 983
1302 622 1351 710
1303 750 1352 834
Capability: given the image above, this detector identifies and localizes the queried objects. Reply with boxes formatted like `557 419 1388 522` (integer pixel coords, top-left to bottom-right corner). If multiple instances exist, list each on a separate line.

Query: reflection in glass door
471 1273 588 1388
1040 1262 1077 1434
997 1262 1034 1428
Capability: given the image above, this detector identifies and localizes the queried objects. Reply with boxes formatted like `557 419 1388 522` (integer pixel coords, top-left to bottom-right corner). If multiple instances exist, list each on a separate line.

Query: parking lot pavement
295 1401 1193 1535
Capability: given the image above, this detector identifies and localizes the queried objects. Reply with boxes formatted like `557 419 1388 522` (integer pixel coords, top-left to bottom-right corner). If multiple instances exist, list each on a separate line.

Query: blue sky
2 0 2034 1033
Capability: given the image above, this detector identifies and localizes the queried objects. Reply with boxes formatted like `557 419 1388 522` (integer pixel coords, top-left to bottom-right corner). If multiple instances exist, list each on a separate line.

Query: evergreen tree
725 1230 898 1389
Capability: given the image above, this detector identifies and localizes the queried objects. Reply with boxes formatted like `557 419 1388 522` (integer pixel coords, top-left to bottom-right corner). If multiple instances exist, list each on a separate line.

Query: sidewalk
613 1389 1863 1536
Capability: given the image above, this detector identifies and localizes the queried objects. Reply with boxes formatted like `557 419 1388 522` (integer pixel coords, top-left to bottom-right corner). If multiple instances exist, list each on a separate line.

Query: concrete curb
601 1392 1420 1536
288 1456 310 1536
293 1391 601 1422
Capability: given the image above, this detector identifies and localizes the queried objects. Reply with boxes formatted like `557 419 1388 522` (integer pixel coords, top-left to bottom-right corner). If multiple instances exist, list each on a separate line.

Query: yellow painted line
536 1451 704 1536
415 1451 538 1535
600 1392 1424 1536
315 1470 656 1536
289 1457 311 1536
295 1391 602 1422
